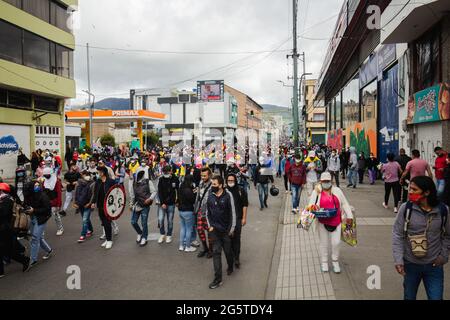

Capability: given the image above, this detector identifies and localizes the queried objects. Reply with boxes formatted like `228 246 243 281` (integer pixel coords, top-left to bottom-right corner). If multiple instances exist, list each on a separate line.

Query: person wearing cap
129 167 157 247
98 159 115 180
42 167 64 236
288 154 307 213
61 162 81 217
74 170 95 243
225 158 240 178
157 165 179 244
254 156 274 211
308 172 354 273
304 150 323 198
0 183 31 277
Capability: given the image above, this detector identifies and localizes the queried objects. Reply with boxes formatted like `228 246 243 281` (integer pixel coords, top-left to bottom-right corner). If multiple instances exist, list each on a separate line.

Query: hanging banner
407 83 450 124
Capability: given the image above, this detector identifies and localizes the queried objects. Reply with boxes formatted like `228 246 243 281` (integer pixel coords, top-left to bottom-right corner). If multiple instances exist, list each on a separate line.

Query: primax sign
112 110 139 117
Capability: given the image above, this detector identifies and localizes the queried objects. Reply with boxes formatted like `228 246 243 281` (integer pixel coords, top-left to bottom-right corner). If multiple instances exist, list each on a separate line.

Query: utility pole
301 52 306 143
86 43 93 149
291 0 299 148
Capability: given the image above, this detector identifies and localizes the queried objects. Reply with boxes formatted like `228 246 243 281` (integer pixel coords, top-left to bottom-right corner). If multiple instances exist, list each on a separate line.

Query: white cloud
72 0 345 107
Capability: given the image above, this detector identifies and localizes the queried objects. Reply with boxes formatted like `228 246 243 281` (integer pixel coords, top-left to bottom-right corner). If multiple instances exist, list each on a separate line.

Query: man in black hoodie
205 175 237 289
157 165 179 244
395 148 412 203
226 174 248 269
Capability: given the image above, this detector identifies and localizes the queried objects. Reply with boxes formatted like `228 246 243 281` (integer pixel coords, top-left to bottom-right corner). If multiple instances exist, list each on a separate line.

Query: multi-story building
224 85 263 133
304 79 326 144
0 0 77 178
317 0 449 166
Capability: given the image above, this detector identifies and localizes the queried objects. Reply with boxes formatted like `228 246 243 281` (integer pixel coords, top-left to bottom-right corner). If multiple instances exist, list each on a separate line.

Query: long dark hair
181 175 194 189
410 176 439 207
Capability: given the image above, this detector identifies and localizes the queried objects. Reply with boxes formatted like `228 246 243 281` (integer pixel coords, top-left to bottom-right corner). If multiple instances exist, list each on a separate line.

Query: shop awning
65 109 167 123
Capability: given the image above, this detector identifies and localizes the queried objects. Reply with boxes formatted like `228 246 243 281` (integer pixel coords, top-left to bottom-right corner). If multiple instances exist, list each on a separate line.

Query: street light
276 80 294 88
298 72 312 143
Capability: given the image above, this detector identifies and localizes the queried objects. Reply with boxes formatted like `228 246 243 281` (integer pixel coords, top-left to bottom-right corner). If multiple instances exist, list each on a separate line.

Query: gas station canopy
65 109 166 123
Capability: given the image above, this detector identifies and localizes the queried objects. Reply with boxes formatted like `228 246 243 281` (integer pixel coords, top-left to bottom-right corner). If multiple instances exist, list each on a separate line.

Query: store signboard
407 83 450 124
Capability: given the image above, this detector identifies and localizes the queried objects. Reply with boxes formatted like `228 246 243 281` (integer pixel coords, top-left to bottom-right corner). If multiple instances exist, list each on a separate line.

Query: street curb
264 192 287 299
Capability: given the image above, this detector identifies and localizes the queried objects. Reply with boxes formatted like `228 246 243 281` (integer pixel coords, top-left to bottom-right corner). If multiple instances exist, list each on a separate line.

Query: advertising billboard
197 80 224 102
407 83 450 124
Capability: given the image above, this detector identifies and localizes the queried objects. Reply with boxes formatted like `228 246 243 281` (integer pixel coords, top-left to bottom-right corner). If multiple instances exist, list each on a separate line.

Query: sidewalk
273 181 450 300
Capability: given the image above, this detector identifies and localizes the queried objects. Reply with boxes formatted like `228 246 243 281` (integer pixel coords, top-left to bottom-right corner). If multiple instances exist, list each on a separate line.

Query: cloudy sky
71 0 345 107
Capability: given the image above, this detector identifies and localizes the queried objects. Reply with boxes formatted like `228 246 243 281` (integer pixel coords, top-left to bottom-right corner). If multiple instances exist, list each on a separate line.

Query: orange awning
65 109 166 123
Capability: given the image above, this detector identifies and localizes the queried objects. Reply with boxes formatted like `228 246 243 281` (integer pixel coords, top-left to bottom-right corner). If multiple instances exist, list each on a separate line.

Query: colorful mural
346 119 377 157
327 129 343 150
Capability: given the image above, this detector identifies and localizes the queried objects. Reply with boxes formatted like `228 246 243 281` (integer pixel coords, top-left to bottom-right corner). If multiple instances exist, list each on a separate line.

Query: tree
100 133 115 147
144 131 160 148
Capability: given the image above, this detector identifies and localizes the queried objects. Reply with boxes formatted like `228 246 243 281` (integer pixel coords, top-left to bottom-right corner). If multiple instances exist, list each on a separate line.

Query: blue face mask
33 186 41 193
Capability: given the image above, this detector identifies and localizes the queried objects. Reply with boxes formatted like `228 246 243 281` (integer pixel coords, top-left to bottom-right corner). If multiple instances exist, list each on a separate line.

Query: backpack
404 201 448 238
45 188 58 201
11 202 30 237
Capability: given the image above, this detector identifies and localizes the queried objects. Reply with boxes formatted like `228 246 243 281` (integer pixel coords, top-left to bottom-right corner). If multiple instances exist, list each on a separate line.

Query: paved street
1 177 449 300
0 177 283 300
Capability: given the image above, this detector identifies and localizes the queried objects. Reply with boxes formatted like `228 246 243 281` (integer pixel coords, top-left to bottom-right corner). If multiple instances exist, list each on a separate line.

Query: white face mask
84 176 91 181
322 182 332 190
228 183 235 188
163 174 171 178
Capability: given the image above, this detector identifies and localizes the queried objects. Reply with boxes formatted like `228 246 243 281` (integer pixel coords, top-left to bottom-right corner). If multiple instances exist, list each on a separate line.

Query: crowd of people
1 142 449 297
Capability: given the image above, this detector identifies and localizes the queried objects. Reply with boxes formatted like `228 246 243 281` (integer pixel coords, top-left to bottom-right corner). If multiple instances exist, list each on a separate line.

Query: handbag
341 206 357 247
406 214 433 258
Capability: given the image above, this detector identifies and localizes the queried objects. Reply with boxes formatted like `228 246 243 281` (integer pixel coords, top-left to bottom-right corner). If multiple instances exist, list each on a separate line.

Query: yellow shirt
129 162 140 174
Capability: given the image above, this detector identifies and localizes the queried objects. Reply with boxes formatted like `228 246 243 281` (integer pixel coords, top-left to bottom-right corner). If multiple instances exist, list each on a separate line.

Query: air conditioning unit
178 93 191 104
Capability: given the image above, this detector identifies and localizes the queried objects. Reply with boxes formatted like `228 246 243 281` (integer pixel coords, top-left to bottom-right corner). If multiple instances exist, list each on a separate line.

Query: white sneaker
158 235 166 244
332 261 341 274
101 241 108 248
394 207 398 213
136 234 142 243
191 240 201 247
382 202 388 209
185 246 197 252
321 263 329 273
113 228 119 236
56 229 64 236
100 233 106 240
105 241 113 249
165 236 173 244
139 238 147 246
179 245 185 251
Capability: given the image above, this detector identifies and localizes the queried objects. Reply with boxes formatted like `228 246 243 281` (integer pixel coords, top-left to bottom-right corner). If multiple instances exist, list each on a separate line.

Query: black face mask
44 175 51 179
211 186 220 193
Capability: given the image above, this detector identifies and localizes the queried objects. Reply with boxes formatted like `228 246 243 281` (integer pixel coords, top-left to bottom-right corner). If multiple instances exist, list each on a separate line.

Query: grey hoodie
392 202 450 265
348 147 358 170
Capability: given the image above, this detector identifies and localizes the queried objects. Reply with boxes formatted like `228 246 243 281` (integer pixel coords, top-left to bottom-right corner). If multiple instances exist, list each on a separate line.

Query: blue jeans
403 262 444 300
131 206 150 240
257 183 269 208
348 168 357 186
291 184 302 209
436 179 445 198
158 205 175 236
179 211 195 248
30 216 52 263
81 207 93 237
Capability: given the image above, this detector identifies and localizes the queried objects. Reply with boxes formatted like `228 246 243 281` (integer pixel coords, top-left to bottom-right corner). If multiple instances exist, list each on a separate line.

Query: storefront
0 124 30 179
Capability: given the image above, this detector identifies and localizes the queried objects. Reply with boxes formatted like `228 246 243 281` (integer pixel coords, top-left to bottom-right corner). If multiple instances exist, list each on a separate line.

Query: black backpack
404 201 448 238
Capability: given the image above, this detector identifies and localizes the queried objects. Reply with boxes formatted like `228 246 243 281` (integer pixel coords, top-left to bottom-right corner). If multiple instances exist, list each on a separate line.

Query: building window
23 31 51 72
335 92 342 129
0 88 7 106
342 75 359 128
55 45 72 78
412 26 440 92
0 20 22 64
23 0 50 23
8 91 32 109
34 95 59 112
313 113 325 122
4 0 21 8
50 1 71 33
361 80 377 122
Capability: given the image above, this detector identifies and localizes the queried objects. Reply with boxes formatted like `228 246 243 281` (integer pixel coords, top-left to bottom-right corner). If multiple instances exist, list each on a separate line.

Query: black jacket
395 154 412 170
226 186 248 220
64 171 81 192
157 175 179 206
177 186 196 212
206 189 236 234
254 165 274 186
24 191 51 226
92 178 116 208
0 194 14 234
443 164 450 206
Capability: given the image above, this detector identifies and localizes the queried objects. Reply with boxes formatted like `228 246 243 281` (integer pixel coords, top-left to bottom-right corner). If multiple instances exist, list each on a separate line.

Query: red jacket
435 152 447 180
50 178 63 208
289 163 306 185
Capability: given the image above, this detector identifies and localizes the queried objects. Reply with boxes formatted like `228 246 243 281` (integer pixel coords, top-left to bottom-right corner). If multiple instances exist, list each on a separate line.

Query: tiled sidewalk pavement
275 195 336 300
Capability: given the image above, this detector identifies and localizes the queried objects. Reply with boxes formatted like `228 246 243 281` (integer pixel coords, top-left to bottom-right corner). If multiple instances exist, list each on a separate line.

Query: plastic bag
297 208 316 231
341 211 357 247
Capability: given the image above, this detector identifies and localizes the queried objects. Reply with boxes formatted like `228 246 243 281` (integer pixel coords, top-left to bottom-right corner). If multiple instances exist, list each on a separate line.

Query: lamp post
82 90 95 149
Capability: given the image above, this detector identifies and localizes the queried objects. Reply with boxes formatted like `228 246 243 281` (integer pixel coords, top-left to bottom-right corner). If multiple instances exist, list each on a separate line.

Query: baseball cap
320 172 332 181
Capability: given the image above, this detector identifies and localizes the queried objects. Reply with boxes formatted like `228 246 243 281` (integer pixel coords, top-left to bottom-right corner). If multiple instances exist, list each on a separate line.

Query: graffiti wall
346 119 377 157
327 129 343 150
